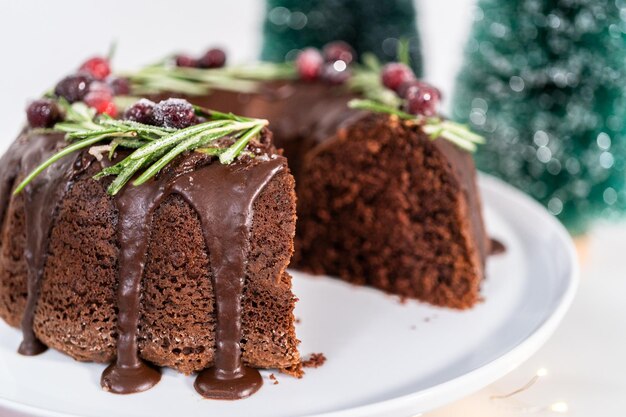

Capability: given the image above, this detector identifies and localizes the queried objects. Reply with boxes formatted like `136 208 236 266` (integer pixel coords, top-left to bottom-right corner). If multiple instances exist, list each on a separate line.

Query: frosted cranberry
381 63 415 92
175 54 198 68
54 73 93 103
403 83 441 117
296 48 323 81
26 99 61 128
87 81 114 97
107 76 131 95
199 48 226 69
152 98 197 129
84 84 117 116
123 99 156 124
322 41 355 65
79 57 111 80
397 79 426 98
321 62 351 85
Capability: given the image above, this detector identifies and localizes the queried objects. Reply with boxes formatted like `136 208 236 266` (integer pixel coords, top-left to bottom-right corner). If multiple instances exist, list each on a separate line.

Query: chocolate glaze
183 84 491 274
102 153 284 397
0 132 83 356
3 128 283 399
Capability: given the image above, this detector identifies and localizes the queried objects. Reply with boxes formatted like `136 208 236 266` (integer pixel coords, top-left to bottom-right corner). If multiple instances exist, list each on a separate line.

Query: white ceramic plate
0 175 578 417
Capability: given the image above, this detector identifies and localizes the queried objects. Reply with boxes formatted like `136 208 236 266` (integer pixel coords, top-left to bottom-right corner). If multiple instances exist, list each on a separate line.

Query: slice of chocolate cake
294 113 488 308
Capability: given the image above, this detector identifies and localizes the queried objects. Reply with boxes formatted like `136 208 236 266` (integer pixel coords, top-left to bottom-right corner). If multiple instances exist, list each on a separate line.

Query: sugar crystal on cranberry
123 99 156 124
152 98 197 129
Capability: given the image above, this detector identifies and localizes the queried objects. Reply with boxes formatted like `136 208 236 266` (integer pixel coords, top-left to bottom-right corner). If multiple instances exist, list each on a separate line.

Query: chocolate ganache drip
7 128 283 399
11 133 86 356
102 154 284 398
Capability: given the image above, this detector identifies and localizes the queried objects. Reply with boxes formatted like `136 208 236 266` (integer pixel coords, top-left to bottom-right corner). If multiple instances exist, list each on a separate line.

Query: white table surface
428 223 626 417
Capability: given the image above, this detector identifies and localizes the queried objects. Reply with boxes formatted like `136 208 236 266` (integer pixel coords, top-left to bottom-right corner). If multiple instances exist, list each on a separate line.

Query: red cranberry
403 83 441 117
107 76 131 95
84 84 117 116
123 99 156 124
26 99 62 128
79 57 111 80
54 73 93 103
396 79 426 98
87 81 114 97
321 62 351 85
322 41 355 65
199 48 226 69
296 48 324 82
381 63 415 92
152 98 197 129
175 54 199 68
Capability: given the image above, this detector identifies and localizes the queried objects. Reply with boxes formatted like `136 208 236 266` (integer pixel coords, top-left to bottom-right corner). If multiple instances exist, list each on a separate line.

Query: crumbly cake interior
294 114 483 308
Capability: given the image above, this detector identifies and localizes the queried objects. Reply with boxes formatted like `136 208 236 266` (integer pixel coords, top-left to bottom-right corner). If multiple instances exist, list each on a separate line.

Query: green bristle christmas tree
453 0 626 234
261 0 423 75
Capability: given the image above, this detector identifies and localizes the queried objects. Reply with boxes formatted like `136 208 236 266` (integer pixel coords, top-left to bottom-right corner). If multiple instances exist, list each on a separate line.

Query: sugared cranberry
321 62 351 85
152 98 197 129
296 48 324 82
26 99 62 128
396 79 425 99
403 83 441 117
381 63 415 92
123 99 156 124
107 76 131 95
87 81 114 97
322 41 355 65
84 83 117 116
54 73 93 103
175 54 199 68
79 57 111 80
199 48 226 69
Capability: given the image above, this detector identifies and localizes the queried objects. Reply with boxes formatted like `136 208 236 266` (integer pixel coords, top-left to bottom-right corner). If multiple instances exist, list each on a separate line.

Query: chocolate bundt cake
0 88 299 398
0 43 491 399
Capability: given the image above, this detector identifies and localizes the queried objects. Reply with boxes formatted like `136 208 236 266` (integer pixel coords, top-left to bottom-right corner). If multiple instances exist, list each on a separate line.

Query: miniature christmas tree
261 0 423 75
453 0 626 233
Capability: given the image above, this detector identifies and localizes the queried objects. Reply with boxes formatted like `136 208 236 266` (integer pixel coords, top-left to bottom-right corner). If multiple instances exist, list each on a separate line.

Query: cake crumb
280 362 304 378
295 317 301 324
301 352 326 369
269 373 279 385
410 325 417 330
423 317 430 323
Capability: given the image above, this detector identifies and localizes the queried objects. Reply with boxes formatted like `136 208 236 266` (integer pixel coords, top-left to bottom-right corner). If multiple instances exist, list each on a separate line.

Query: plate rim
0 174 580 417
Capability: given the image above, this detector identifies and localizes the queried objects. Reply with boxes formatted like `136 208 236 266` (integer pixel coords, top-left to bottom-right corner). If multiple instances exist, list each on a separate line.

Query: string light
489 368 569 414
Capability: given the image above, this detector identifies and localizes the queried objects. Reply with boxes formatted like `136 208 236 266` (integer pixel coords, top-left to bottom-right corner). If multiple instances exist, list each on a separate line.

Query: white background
1 1 625 416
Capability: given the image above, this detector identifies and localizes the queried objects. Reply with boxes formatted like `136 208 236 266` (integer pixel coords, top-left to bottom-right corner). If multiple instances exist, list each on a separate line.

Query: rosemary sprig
126 62 297 96
14 102 268 196
348 54 402 108
348 98 485 152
